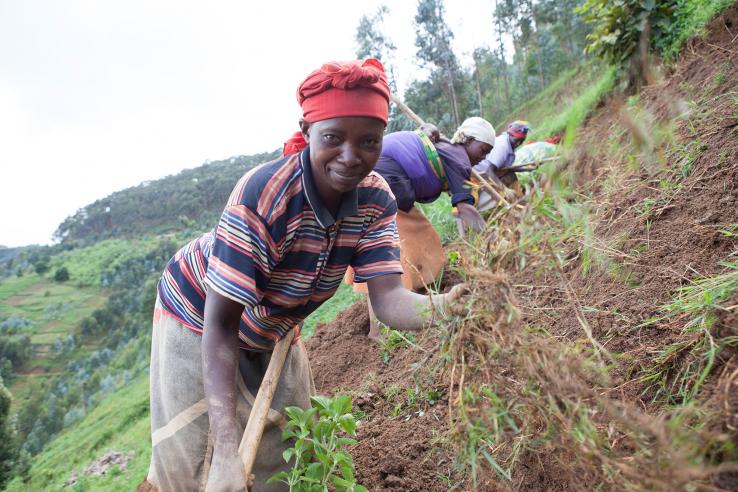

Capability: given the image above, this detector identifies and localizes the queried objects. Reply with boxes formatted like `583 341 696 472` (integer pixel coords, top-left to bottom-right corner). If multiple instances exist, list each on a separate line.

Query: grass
5 375 151 492
47 237 160 287
0 275 107 412
497 63 607 139
521 65 617 144
302 282 363 338
638 254 738 405
660 0 737 63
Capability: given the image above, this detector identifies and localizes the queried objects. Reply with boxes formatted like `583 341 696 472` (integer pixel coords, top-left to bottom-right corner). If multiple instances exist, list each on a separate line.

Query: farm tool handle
506 155 561 173
389 93 510 207
238 328 297 485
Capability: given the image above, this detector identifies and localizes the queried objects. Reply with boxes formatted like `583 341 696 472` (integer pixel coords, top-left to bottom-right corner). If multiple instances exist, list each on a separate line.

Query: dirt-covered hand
205 445 248 492
455 202 485 232
419 123 441 143
444 283 469 305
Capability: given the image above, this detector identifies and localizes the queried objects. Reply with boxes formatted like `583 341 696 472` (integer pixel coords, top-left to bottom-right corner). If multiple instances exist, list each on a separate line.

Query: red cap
297 59 390 124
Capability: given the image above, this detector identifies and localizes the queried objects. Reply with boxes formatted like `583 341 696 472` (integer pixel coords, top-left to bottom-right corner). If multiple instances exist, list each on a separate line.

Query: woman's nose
339 144 361 167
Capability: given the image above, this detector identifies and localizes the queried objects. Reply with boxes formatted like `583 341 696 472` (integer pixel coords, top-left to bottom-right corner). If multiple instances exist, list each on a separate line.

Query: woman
344 117 495 339
146 59 466 492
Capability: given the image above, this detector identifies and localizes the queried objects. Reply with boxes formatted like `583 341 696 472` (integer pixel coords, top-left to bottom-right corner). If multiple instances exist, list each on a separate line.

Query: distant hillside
54 150 280 245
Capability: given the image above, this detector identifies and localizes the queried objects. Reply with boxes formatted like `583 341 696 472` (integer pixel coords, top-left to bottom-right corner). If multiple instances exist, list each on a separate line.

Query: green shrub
53 267 69 282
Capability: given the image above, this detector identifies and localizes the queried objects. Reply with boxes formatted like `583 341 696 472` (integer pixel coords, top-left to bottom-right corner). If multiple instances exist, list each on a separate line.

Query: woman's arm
366 274 465 331
202 290 249 491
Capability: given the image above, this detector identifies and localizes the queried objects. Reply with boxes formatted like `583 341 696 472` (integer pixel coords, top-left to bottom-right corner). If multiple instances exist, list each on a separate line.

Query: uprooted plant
436 160 738 489
268 394 366 492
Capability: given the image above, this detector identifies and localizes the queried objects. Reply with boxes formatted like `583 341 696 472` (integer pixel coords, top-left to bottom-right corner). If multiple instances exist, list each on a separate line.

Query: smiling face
300 116 385 208
464 138 494 165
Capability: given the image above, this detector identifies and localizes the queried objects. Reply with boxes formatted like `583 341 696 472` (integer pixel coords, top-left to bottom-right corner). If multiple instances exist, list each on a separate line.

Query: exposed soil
65 450 131 487
307 7 738 491
307 298 459 491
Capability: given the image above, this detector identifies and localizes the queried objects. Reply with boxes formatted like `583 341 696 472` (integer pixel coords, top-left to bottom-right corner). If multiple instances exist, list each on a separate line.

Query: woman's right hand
205 443 250 492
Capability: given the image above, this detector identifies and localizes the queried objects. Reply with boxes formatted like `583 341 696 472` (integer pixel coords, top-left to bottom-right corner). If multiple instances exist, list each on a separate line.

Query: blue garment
474 133 515 177
374 132 475 212
378 131 442 203
157 147 402 351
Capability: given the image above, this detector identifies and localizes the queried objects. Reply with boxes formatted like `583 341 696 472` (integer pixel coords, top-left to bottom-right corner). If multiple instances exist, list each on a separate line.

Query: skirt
146 299 313 491
345 206 444 292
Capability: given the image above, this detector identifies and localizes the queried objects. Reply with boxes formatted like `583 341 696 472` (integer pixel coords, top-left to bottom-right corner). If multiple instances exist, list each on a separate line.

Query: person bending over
145 59 466 492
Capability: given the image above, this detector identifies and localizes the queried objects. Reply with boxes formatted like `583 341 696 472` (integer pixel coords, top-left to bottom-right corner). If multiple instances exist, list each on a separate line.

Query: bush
53 267 69 282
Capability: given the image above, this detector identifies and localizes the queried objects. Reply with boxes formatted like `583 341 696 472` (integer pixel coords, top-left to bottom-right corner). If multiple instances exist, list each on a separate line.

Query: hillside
2 3 737 491
53 150 279 245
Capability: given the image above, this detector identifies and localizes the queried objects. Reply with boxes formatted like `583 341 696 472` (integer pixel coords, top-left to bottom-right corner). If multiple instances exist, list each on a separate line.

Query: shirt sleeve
350 199 403 283
205 204 276 308
485 143 509 170
436 142 475 207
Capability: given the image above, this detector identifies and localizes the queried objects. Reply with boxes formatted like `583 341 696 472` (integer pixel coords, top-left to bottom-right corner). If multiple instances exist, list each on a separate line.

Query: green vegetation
639 254 738 405
269 395 366 492
577 0 735 84
302 284 363 338
3 0 734 488
4 376 150 491
378 326 417 364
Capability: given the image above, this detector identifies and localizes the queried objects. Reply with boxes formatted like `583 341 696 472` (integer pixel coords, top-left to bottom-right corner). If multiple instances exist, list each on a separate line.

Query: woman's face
301 117 385 204
464 138 494 165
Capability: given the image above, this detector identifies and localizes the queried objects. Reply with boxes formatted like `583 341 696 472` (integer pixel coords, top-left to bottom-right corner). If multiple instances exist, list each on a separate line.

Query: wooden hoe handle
238 329 297 485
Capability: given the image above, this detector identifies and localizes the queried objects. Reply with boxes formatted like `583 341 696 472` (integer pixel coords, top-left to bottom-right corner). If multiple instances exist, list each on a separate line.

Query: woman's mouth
330 168 363 185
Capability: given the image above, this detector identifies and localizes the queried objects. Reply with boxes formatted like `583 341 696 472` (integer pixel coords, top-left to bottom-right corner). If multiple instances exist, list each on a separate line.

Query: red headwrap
297 58 390 124
283 131 307 156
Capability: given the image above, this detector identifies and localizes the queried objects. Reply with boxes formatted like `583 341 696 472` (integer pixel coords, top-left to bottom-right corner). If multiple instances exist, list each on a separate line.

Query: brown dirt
307 298 461 491
517 3 738 378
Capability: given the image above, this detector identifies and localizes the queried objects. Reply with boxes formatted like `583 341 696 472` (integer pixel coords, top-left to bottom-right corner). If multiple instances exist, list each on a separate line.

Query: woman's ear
299 119 310 142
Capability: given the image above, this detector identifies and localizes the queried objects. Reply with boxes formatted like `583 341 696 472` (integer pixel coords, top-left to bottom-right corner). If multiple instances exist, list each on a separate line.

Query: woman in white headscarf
345 116 495 339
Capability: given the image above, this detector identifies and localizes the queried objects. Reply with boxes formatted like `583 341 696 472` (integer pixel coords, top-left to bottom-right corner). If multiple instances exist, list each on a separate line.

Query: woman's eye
323 134 340 145
362 139 380 149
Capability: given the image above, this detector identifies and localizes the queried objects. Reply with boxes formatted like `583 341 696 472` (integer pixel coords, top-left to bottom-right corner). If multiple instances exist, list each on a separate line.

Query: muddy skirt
146 299 313 492
345 206 445 292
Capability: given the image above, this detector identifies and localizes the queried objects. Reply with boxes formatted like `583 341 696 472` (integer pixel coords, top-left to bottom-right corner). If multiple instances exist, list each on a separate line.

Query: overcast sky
0 0 497 247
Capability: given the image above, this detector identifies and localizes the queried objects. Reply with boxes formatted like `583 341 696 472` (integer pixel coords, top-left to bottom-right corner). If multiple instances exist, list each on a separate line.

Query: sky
0 0 498 247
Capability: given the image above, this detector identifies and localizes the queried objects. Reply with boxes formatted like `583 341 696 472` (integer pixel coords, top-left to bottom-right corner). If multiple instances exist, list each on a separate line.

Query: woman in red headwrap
144 59 467 492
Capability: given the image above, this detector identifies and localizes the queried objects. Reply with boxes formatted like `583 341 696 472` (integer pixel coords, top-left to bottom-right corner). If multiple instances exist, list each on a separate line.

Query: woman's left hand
455 202 485 232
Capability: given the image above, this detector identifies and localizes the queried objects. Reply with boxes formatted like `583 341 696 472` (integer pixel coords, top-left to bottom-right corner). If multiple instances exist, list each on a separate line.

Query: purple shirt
374 132 475 212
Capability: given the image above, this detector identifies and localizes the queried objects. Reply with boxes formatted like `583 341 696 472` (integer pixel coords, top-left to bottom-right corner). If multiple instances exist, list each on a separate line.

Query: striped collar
299 146 359 229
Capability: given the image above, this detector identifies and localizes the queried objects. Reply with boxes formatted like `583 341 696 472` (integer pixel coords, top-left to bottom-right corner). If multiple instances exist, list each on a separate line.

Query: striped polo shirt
157 147 403 351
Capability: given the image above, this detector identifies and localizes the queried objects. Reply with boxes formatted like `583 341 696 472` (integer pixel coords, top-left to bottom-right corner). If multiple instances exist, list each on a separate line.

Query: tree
414 0 462 127
54 266 69 282
355 5 415 132
0 378 18 488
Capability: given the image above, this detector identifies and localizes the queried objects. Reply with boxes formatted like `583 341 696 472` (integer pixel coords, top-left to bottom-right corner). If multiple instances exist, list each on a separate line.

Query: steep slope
305 6 738 491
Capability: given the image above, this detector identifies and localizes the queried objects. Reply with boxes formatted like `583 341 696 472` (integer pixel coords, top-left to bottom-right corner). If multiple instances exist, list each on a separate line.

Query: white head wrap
450 117 496 146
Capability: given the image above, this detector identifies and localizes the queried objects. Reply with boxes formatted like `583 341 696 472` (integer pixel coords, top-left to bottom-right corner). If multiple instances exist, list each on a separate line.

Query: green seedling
269 394 367 492
379 326 417 364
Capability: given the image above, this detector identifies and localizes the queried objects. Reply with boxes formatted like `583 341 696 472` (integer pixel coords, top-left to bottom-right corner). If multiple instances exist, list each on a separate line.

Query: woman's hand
455 202 486 232
205 443 250 492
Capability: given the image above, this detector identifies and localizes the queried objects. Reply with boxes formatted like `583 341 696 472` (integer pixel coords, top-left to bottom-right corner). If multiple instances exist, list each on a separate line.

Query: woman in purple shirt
348 117 496 339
